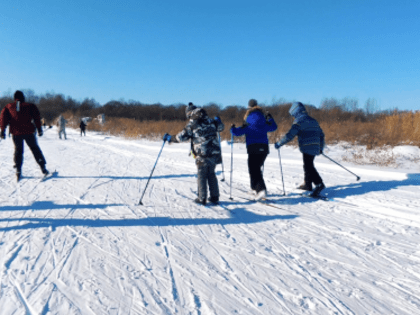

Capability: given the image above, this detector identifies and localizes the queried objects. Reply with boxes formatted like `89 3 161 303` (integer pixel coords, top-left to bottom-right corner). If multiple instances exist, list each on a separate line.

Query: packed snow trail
0 127 419 314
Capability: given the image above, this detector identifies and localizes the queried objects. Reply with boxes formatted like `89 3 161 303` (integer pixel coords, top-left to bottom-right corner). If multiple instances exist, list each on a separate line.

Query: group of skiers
56 115 87 138
0 90 325 202
165 99 325 205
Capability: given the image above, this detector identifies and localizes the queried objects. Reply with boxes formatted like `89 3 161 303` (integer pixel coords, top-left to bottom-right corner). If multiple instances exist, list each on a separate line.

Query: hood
289 102 307 117
245 107 267 127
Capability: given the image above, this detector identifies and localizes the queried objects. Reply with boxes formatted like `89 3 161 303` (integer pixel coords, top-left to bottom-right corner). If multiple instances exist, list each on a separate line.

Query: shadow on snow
0 202 298 232
270 173 420 205
50 173 197 181
0 201 123 212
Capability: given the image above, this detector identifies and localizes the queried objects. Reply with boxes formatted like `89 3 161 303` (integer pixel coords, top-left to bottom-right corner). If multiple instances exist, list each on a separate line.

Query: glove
266 113 273 120
274 141 282 150
230 124 236 129
214 116 221 124
38 129 43 137
0 130 5 139
163 133 172 142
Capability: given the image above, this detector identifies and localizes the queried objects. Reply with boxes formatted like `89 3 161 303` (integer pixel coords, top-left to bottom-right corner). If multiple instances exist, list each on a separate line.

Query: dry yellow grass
66 109 420 151
383 111 420 145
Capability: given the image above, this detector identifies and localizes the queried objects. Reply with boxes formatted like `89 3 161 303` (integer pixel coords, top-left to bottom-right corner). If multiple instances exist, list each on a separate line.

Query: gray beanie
248 99 258 108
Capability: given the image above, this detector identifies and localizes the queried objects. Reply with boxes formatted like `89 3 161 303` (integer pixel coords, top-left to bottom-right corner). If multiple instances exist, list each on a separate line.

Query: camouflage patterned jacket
176 109 225 165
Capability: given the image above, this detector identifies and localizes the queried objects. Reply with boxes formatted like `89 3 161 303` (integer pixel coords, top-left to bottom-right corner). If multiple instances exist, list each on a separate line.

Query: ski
300 193 329 201
205 201 233 211
283 188 330 201
305 195 329 201
230 194 287 211
220 186 286 210
40 170 58 182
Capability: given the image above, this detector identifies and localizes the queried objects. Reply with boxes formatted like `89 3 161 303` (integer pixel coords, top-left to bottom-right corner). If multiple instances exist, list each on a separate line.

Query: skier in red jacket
0 90 49 181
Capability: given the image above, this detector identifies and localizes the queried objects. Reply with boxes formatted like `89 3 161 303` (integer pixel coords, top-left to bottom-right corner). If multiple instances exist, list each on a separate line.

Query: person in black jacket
80 120 87 136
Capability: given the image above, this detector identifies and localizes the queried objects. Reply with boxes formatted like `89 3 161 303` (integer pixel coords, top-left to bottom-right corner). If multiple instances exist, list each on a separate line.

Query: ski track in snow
0 127 419 314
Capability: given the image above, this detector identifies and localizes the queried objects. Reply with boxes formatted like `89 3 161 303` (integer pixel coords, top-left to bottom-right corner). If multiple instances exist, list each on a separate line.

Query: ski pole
277 149 286 195
322 153 361 181
139 134 170 205
218 132 225 182
229 133 234 200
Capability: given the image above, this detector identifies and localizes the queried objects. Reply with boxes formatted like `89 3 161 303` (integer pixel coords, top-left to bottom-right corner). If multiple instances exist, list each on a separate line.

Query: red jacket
0 101 42 136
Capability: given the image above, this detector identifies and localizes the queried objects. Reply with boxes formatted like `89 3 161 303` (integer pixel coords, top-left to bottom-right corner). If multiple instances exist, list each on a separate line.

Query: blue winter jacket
231 107 277 154
278 106 324 156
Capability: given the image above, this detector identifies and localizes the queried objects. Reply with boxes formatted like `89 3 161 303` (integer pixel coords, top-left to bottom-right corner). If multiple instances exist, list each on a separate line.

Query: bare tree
342 97 359 112
320 97 341 110
22 89 39 103
364 98 378 115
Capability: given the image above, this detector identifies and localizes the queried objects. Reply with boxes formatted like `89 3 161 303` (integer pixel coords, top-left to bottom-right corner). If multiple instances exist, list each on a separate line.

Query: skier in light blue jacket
275 102 325 197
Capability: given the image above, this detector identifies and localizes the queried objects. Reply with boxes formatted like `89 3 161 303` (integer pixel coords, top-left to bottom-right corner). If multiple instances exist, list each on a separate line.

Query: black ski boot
310 183 325 197
194 198 206 205
208 196 219 205
41 165 49 176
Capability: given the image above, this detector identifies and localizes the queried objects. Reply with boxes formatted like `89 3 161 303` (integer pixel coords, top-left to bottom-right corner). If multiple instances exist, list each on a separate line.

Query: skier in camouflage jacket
168 102 224 205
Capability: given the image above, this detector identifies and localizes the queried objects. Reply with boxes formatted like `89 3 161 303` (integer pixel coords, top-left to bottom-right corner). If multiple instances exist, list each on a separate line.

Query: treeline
0 90 419 148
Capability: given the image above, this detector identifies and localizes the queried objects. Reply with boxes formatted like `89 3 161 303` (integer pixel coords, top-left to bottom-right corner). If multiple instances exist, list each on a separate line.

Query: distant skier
230 99 278 201
0 90 49 181
275 102 325 197
57 114 67 139
166 102 224 205
80 120 86 136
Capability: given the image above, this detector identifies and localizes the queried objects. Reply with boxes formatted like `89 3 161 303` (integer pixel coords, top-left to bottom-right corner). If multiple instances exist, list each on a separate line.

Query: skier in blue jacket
275 102 325 197
231 99 277 200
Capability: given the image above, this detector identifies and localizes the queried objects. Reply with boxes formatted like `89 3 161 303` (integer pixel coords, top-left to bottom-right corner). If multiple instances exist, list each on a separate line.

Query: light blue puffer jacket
277 102 324 156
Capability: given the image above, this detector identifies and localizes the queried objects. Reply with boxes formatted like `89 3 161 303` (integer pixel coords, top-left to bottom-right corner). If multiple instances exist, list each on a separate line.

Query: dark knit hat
14 90 25 102
248 99 258 108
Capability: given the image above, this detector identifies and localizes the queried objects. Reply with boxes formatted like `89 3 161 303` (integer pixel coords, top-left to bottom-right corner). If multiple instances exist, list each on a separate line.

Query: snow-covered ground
0 127 419 315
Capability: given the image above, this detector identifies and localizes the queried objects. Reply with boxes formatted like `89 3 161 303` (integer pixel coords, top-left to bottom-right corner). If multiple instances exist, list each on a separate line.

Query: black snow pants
303 153 323 186
196 156 219 202
12 134 47 172
248 153 268 193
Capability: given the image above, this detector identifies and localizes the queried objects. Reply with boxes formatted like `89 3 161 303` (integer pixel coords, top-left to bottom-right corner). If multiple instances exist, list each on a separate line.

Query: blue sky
1 0 419 111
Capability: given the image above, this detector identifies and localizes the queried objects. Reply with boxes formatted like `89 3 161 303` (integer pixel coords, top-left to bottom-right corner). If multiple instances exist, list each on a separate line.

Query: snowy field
0 126 419 315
